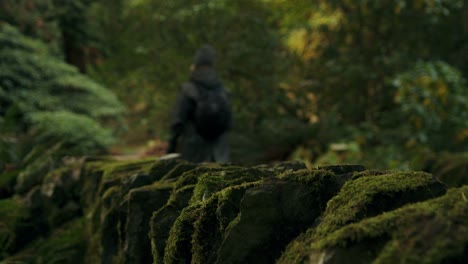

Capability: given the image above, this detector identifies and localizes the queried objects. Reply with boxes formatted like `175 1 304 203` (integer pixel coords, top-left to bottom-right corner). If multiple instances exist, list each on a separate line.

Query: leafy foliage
393 61 468 151
0 23 124 179
2 0 467 167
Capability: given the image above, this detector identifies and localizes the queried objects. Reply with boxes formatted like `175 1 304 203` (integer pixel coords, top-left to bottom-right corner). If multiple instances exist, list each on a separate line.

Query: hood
190 68 221 89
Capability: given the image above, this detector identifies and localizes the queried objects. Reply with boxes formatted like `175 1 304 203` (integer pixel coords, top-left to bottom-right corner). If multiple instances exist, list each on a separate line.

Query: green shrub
393 61 468 151
0 23 124 190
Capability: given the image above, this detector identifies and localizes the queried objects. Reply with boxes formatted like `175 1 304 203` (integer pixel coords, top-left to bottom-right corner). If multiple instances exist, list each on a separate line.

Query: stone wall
0 157 467 263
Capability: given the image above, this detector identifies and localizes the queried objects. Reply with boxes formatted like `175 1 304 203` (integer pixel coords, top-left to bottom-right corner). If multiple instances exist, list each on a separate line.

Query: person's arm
167 85 195 153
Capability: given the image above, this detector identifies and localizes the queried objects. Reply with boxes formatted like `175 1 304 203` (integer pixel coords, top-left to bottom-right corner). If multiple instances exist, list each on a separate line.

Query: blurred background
1 0 467 183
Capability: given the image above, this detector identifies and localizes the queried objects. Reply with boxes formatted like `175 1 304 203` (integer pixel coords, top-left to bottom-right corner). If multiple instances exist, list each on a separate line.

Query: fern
0 23 124 182
29 111 115 155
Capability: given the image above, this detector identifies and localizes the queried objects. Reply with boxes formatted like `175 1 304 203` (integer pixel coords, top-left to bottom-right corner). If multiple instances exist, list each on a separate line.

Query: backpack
191 83 231 141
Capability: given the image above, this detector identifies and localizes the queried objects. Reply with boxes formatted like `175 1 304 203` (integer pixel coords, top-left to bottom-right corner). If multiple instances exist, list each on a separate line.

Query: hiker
166 45 232 163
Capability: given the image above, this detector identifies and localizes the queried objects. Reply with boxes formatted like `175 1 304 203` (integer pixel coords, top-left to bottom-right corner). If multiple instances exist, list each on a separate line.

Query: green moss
309 186 468 263
148 158 187 181
3 219 86 264
150 185 196 264
190 167 267 204
191 182 259 264
191 195 221 264
256 160 308 174
315 171 447 237
90 159 158 204
316 164 366 175
160 163 199 180
278 171 448 263
279 169 340 211
279 169 333 184
172 166 242 192
164 204 203 264
215 183 258 233
101 186 122 210
96 158 156 181
276 231 315 264
350 169 394 180
123 182 173 264
0 198 29 259
83 159 146 199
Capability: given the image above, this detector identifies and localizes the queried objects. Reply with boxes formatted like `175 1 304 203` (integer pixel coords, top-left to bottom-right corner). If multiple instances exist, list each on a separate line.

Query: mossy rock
2 219 86 264
255 160 308 174
192 182 259 264
190 167 268 204
160 166 268 264
315 164 366 175
122 182 173 264
148 158 189 181
278 171 450 264
5 156 466 264
160 163 199 181
161 168 340 264
315 171 447 236
80 158 174 263
150 185 195 264
304 185 468 264
215 171 339 264
150 166 243 264
164 203 203 264
100 158 157 181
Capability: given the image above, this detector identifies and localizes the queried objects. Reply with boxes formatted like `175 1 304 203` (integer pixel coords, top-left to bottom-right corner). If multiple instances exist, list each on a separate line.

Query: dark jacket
167 67 231 163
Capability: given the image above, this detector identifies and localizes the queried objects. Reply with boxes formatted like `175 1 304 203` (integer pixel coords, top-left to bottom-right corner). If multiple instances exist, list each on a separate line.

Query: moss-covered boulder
215 173 338 264
3 219 87 264
302 186 468 264
315 171 447 236
2 156 466 264
159 168 342 264
150 166 231 264
278 171 452 264
122 182 173 264
82 158 187 264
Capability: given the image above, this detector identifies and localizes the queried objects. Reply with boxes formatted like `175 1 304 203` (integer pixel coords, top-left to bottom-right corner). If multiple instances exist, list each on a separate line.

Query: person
166 45 232 163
